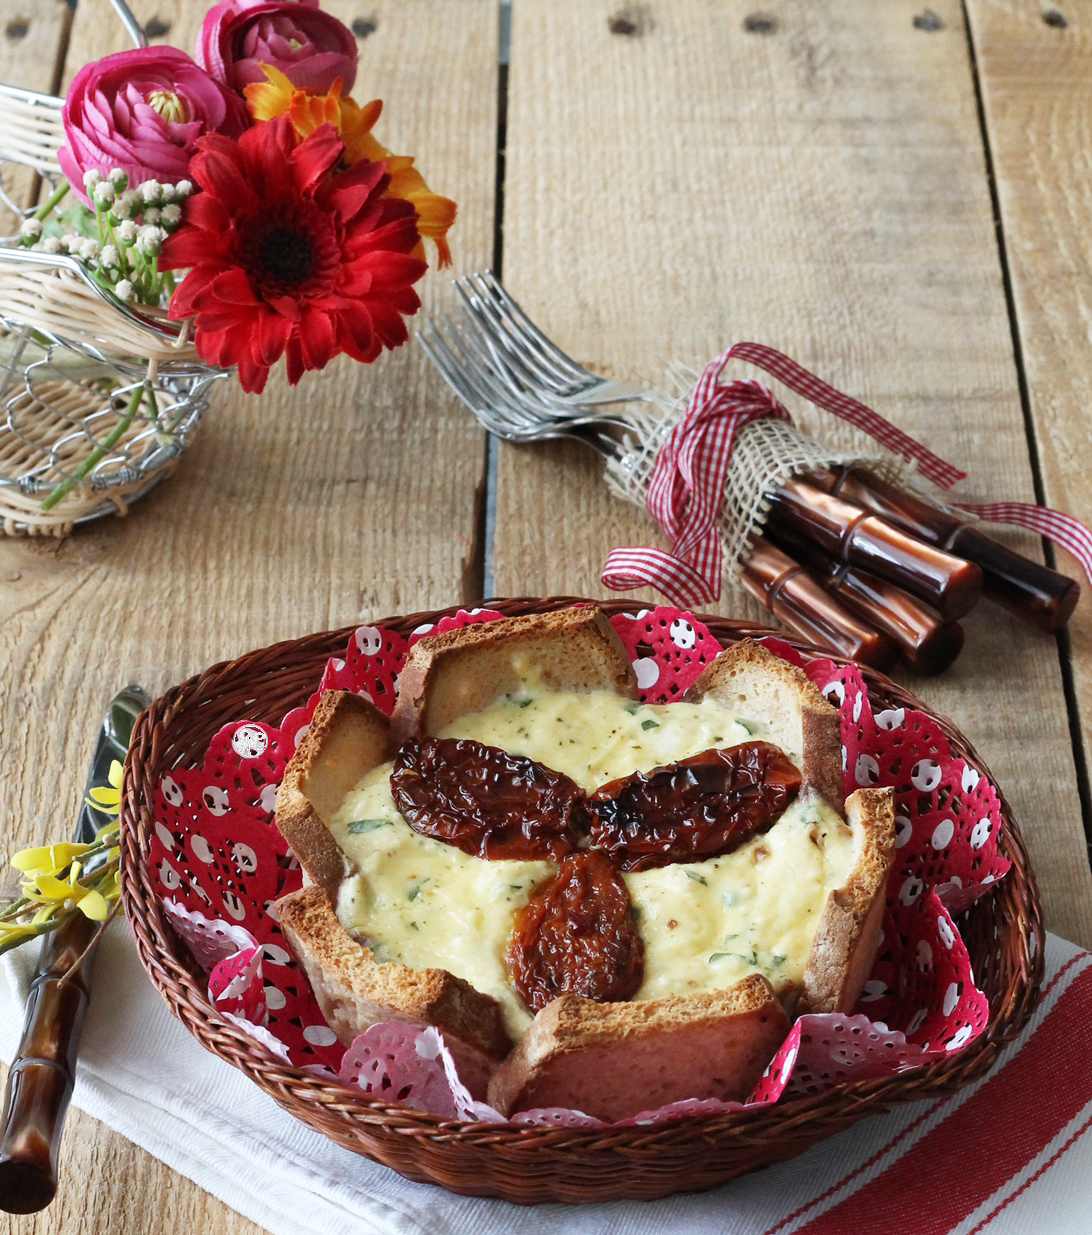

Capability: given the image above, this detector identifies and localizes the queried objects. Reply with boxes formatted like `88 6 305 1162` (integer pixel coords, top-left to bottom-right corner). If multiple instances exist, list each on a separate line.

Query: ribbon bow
602 342 1092 607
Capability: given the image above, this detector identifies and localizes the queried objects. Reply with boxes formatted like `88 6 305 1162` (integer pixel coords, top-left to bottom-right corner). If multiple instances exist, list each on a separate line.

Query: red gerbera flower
160 114 427 393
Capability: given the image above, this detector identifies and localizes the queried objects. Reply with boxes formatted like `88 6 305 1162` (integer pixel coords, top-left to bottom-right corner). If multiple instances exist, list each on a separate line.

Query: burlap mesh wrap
603 386 918 583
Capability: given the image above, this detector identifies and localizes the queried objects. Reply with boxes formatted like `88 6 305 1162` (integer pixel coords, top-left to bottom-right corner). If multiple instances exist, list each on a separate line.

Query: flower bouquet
0 0 454 534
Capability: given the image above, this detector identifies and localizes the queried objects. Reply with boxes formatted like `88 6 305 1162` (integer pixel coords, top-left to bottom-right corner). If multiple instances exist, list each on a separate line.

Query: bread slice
687 639 843 808
802 785 895 1014
275 690 394 903
274 689 516 1072
391 606 637 744
273 614 893 1118
486 974 790 1122
277 885 510 1098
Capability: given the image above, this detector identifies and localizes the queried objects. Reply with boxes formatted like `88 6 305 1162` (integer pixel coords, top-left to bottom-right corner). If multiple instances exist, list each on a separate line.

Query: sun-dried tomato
507 850 644 1012
390 735 585 860
585 741 802 872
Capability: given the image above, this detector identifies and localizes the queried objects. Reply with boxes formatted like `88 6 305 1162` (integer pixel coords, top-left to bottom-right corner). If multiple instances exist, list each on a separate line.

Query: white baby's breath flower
61 233 82 253
174 179 194 199
82 169 102 191
114 279 135 301
19 217 42 242
160 203 183 230
136 225 165 255
158 182 177 203
110 200 132 221
99 244 120 269
40 235 62 254
92 182 115 208
120 189 142 214
78 237 100 261
140 180 162 205
142 206 161 226
116 220 139 245
108 168 128 190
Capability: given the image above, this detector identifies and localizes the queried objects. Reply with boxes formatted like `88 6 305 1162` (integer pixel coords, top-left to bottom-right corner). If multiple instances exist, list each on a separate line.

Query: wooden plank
0 0 71 236
0 2 496 1232
496 0 1092 945
965 0 1092 883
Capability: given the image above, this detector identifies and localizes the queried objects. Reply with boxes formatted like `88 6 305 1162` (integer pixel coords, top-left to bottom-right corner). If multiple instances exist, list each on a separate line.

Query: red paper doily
148 607 1009 1120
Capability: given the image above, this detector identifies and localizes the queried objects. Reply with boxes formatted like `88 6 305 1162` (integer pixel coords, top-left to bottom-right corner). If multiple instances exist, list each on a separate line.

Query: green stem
0 895 32 921
40 382 146 512
34 181 69 222
0 912 68 957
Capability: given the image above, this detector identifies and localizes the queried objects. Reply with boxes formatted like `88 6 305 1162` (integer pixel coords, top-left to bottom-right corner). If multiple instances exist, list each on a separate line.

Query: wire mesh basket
0 8 225 537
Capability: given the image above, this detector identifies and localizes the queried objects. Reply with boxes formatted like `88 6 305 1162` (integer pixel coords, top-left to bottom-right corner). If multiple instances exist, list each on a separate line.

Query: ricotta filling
331 688 856 1037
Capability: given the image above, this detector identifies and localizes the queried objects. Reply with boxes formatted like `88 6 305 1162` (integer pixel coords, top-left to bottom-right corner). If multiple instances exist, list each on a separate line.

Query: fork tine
453 277 584 399
435 299 601 422
455 273 649 406
471 272 597 388
455 274 598 398
419 317 559 437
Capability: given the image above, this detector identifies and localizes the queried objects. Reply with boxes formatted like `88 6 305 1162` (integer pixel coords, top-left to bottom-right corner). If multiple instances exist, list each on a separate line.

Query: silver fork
416 271 655 452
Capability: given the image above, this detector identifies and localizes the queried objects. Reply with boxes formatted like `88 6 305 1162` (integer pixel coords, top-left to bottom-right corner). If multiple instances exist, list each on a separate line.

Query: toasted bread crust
687 639 843 808
390 606 637 744
274 618 889 1116
801 786 895 1014
486 975 790 1121
277 885 511 1095
274 691 393 903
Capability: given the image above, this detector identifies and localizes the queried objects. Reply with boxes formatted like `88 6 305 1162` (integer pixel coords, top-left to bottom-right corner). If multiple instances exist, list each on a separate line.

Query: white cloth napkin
3 925 1090 1235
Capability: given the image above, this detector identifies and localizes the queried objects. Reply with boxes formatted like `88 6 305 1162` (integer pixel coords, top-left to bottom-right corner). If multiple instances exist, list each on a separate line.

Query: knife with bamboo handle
0 685 149 1214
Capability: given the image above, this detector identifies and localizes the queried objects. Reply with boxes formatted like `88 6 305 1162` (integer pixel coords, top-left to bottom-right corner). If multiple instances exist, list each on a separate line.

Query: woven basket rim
118 596 1045 1196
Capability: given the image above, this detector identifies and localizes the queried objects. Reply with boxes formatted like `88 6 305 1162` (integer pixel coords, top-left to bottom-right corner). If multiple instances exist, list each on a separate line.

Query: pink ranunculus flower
58 46 248 206
197 0 358 96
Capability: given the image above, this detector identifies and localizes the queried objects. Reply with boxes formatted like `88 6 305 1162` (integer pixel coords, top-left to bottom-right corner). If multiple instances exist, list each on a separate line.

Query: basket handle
109 0 149 49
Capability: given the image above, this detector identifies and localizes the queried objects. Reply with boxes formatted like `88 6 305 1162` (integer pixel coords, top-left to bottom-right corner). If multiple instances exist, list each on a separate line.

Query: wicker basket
119 597 1044 1204
0 46 222 536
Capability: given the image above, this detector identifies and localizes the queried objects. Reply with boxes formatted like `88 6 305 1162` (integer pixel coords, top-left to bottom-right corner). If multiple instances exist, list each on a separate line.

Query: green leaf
737 718 756 735
685 870 708 886
519 698 533 708
347 819 391 834
641 719 660 731
408 879 430 902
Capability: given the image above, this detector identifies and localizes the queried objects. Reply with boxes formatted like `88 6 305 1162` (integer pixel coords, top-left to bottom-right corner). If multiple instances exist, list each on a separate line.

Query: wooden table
2 0 1092 1229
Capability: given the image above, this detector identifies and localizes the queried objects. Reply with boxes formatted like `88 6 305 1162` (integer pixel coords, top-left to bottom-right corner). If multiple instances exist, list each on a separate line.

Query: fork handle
0 914 97 1214
809 466 1080 633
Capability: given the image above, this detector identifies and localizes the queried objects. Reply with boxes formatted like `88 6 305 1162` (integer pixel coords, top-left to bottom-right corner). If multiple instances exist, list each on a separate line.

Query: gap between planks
960 0 1092 866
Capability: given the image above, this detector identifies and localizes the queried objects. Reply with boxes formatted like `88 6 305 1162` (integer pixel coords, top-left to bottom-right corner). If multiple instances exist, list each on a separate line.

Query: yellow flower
11 840 92 876
244 66 455 267
86 759 123 819
22 868 109 920
0 921 38 947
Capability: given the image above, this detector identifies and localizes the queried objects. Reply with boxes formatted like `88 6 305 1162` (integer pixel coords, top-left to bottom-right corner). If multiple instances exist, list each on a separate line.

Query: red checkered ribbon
602 342 1092 605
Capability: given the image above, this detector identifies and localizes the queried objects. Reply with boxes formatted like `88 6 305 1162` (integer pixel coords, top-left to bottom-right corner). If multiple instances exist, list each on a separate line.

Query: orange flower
245 66 454 267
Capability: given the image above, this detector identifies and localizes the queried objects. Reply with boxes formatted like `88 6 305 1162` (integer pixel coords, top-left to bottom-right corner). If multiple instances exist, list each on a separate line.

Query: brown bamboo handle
766 477 984 620
0 912 97 1214
809 466 1080 633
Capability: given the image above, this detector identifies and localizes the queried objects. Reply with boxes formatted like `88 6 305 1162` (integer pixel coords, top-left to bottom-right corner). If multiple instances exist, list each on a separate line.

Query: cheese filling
331 688 856 1037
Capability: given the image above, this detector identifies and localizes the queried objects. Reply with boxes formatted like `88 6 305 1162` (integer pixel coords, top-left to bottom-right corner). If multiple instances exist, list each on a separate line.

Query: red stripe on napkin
791 961 1092 1235
966 1110 1092 1235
